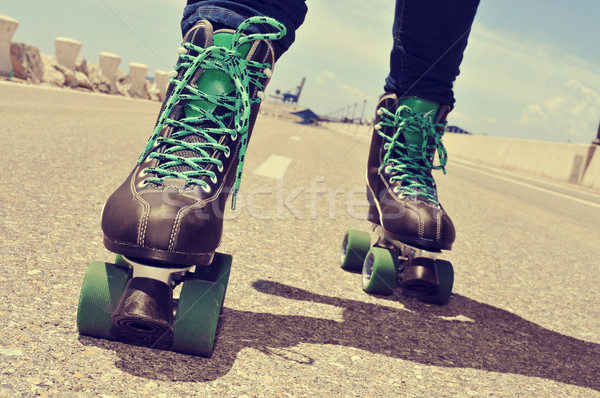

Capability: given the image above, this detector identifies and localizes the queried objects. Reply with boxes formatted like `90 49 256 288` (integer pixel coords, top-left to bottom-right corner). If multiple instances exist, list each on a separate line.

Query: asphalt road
1 82 599 397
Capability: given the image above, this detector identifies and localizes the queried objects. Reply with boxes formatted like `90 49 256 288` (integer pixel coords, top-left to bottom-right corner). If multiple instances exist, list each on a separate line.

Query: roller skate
77 17 286 356
340 94 455 304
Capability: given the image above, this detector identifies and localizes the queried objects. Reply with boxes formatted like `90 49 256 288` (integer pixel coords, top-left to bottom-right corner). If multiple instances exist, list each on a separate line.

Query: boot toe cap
101 177 222 263
380 201 455 250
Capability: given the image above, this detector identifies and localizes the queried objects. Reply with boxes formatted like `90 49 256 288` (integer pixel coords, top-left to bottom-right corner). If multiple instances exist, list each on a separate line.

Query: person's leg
384 0 480 107
366 0 479 301
182 0 307 61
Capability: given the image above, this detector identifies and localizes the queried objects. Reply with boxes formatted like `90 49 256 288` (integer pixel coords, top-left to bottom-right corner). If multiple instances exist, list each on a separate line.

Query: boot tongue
184 32 252 118
397 97 440 157
171 30 252 172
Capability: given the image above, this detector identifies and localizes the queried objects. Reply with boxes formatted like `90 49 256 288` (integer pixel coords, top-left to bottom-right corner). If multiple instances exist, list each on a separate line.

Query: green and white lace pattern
138 16 286 209
375 105 448 205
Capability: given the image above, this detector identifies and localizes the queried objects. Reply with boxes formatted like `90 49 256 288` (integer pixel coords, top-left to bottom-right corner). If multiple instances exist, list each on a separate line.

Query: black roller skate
340 94 455 304
77 17 286 356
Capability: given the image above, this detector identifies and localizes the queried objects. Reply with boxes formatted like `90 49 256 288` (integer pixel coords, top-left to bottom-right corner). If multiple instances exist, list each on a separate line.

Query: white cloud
267 0 394 116
543 97 566 112
314 70 367 100
447 110 473 124
521 104 546 126
266 1 600 141
447 111 496 132
453 25 600 142
520 80 600 142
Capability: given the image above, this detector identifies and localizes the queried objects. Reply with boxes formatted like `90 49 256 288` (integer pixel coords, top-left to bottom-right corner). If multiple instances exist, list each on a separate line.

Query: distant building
445 125 472 134
290 108 324 124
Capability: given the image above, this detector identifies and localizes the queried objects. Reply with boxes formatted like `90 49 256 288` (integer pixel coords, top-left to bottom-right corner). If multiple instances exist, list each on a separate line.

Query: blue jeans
182 0 479 107
182 0 308 62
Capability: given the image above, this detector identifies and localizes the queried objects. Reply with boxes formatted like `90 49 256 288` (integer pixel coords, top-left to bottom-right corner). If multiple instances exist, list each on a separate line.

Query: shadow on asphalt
81 280 600 390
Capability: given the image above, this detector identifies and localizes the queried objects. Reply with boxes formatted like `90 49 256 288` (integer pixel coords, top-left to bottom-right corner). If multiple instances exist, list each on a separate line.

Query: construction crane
273 77 305 105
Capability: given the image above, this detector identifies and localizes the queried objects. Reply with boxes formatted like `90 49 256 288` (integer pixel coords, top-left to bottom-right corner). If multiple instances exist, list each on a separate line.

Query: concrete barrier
442 134 592 184
581 146 600 190
154 70 169 101
99 52 121 94
0 15 19 76
55 37 81 72
129 62 149 98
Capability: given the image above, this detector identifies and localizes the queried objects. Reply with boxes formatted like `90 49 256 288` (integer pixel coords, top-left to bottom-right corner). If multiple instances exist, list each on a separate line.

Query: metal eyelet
137 172 151 188
210 175 218 184
202 184 212 194
384 165 392 174
217 163 224 172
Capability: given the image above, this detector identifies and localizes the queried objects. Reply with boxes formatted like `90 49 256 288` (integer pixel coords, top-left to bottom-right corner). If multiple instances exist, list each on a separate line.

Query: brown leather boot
365 94 456 297
366 93 455 251
101 17 286 265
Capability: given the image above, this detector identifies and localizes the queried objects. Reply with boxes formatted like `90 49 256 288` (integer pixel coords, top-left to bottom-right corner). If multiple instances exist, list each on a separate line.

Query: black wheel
340 229 371 271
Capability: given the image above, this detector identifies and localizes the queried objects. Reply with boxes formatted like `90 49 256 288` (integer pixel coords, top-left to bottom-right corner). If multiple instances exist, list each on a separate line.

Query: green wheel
340 229 371 271
420 260 454 305
362 247 397 295
172 279 225 357
77 261 130 340
194 252 232 310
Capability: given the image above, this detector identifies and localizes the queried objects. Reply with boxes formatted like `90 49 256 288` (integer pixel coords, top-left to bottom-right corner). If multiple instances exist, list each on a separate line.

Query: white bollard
154 70 170 101
129 62 149 98
55 37 81 72
0 15 19 76
99 52 121 94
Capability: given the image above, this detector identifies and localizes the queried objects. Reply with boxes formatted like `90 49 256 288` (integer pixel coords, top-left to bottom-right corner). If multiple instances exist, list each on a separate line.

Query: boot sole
104 236 215 266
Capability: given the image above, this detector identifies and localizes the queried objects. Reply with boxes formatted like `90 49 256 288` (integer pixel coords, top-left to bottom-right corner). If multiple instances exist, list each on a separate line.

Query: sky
3 0 600 143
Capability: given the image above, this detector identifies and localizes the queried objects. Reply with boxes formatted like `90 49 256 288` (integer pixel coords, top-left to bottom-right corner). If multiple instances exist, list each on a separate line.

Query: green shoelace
376 105 448 205
138 16 286 209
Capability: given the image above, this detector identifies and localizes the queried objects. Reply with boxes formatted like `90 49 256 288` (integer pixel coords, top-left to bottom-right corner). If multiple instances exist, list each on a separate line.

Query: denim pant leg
182 0 308 61
384 0 480 107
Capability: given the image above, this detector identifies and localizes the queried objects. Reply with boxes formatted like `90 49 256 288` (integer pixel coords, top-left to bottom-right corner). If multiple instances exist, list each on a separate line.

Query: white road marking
253 155 292 179
452 159 600 209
